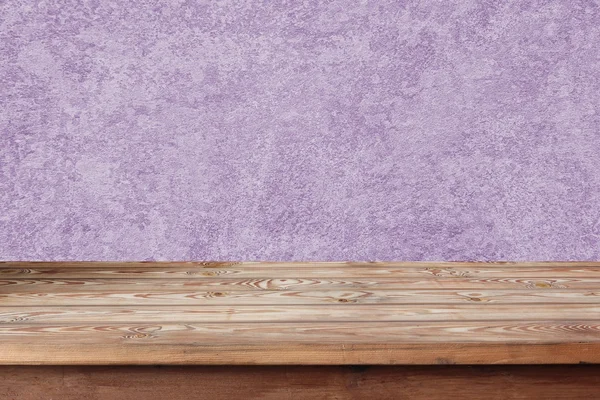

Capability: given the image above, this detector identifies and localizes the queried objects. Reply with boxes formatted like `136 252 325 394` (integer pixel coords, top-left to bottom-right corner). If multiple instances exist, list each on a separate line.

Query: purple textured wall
1 1 600 261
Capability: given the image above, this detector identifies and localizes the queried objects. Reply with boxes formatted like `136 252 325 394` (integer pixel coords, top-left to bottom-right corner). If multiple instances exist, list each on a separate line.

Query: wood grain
4 304 600 323
4 320 600 343
3 365 600 400
5 276 600 290
3 289 600 306
1 262 600 365
3 342 599 365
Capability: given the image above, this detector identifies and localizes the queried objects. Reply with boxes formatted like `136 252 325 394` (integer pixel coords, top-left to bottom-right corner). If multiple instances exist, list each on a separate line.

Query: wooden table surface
1 261 600 365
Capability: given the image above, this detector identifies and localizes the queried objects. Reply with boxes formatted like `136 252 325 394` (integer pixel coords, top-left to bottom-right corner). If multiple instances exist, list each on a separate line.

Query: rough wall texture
1 1 600 261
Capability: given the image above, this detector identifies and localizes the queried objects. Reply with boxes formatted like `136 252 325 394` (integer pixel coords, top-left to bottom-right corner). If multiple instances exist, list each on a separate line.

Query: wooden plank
3 263 600 278
3 276 599 291
2 289 600 305
2 321 600 344
2 365 600 400
2 262 600 365
1 342 599 365
3 304 600 323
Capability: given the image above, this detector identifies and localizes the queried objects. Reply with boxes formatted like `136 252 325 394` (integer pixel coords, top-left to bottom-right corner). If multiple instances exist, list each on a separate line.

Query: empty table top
1 262 600 365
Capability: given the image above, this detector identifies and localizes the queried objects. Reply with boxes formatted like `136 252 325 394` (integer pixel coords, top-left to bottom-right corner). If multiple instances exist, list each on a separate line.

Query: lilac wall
2 1 600 261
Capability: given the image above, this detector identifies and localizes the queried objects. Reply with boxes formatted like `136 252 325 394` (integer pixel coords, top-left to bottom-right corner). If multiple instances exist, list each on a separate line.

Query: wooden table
1 262 600 399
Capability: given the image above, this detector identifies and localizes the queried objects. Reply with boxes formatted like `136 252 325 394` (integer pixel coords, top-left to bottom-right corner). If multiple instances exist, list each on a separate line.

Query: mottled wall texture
1 1 600 261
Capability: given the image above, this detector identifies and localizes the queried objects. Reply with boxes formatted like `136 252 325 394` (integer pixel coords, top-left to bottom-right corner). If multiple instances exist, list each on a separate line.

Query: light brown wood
4 321 600 343
3 262 600 278
4 304 600 322
6 276 600 290
1 262 600 365
3 342 599 365
4 289 600 306
2 365 600 400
